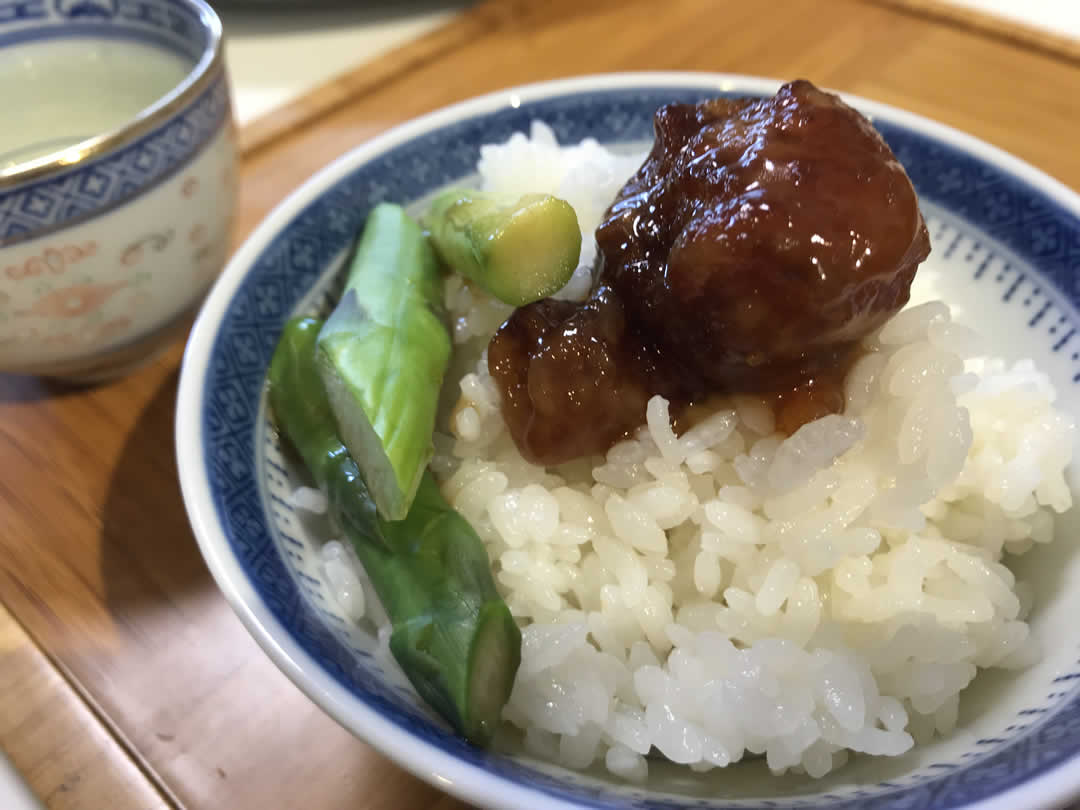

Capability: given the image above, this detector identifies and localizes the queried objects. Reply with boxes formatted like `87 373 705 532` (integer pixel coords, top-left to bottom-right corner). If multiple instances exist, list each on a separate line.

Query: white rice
318 122 1076 781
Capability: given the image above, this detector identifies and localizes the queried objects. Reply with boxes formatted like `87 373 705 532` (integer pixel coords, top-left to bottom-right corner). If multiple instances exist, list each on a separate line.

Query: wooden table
1 1 1078 807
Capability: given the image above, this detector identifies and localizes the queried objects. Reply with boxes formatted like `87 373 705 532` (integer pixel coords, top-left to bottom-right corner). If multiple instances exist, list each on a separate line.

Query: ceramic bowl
0 0 235 380
176 74 1080 810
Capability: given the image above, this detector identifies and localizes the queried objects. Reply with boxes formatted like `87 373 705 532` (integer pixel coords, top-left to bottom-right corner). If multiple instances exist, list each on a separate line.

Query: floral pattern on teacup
17 279 128 318
121 230 174 266
4 242 98 281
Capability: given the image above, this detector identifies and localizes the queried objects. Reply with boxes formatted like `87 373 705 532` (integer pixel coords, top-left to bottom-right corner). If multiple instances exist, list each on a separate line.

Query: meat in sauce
489 80 932 466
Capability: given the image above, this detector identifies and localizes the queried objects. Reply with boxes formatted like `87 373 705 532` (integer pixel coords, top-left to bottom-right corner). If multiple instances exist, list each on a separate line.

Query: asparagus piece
424 189 582 306
317 203 451 521
269 317 521 748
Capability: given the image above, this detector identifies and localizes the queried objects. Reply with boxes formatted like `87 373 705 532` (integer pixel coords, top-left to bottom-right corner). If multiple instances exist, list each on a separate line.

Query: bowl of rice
176 73 1080 810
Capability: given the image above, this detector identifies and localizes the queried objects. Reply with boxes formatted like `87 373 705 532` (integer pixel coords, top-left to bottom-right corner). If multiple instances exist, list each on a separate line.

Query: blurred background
217 0 475 125
217 0 1077 129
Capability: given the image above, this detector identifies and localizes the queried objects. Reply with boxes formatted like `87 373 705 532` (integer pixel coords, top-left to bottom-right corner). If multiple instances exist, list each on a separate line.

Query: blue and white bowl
0 0 235 379
176 74 1080 810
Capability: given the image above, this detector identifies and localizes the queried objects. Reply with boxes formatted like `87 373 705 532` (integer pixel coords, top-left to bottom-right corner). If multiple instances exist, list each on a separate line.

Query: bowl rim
176 71 1080 810
0 0 224 189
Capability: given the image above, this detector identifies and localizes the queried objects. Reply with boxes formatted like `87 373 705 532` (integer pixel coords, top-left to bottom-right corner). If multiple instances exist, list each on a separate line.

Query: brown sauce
770 363 853 438
489 80 931 466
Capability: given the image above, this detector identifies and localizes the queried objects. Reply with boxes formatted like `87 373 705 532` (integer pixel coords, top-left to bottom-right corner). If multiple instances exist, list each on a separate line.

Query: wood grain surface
870 0 1080 64
0 603 171 810
1 1 1078 808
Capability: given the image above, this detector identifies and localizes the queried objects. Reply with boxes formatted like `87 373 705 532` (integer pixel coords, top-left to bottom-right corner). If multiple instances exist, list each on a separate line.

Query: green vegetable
317 203 451 521
424 188 582 306
269 317 521 748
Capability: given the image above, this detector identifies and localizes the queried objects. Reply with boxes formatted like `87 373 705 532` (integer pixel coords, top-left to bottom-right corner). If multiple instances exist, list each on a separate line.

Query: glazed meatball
489 80 931 466
487 288 654 467
597 80 930 388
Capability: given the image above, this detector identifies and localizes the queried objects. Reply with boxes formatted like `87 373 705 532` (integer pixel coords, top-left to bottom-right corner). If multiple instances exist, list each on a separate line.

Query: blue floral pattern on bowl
188 79 1080 810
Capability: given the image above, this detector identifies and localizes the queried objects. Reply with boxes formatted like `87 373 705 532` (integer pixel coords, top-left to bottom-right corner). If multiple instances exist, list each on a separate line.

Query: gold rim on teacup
0 0 224 191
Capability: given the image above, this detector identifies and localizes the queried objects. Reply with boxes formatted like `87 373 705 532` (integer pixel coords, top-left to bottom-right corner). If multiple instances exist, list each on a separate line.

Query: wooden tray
1 1 1078 807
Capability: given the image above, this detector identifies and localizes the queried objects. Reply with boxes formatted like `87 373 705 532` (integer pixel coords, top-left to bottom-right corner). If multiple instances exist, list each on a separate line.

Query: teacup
0 0 236 380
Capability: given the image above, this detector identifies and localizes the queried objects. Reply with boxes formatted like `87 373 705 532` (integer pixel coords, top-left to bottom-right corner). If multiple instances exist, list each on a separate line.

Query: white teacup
0 0 236 380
